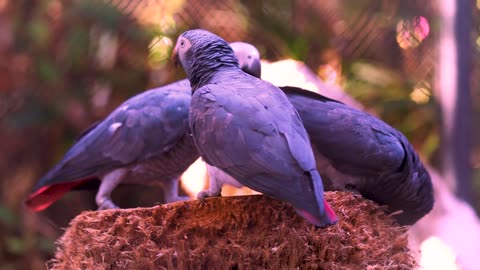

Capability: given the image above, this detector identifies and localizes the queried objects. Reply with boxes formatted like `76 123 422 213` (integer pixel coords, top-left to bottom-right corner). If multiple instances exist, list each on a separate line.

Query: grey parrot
25 80 196 211
202 42 434 226
25 42 260 212
172 29 338 227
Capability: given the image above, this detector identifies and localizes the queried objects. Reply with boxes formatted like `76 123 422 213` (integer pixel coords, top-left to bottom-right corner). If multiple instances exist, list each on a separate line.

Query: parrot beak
171 45 179 67
240 58 261 78
249 58 261 78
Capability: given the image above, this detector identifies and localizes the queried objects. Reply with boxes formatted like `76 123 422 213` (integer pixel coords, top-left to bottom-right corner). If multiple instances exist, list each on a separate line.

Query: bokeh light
420 237 458 270
410 80 431 104
396 16 430 49
148 35 173 66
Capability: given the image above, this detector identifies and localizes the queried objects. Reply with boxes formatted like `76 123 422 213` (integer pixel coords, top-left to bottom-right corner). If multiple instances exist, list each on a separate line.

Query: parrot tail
25 179 90 212
295 170 338 227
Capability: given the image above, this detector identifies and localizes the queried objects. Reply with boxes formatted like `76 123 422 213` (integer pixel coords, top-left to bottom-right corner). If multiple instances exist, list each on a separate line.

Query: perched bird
172 29 337 227
202 43 434 225
25 80 196 211
282 86 434 225
25 42 263 212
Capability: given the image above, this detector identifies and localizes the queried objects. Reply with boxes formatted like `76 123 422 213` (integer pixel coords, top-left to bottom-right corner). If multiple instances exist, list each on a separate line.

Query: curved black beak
242 58 261 78
250 58 261 78
171 45 179 67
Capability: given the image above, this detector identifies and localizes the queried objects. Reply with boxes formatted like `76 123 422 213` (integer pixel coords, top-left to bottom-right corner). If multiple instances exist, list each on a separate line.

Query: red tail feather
25 179 90 211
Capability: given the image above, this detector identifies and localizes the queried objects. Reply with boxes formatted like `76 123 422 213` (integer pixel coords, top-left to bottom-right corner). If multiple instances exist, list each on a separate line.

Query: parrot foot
196 189 222 205
197 189 221 200
97 199 120 210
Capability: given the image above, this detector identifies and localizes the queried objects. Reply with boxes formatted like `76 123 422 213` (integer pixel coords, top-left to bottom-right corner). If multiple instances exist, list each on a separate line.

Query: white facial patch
109 122 122 133
248 48 260 59
229 42 260 67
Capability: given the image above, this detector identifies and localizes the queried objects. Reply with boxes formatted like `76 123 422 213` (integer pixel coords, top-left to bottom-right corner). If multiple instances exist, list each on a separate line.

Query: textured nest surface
49 192 415 270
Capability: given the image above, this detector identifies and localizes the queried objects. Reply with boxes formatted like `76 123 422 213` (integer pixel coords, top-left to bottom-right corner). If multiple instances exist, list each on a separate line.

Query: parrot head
229 42 262 78
172 29 239 89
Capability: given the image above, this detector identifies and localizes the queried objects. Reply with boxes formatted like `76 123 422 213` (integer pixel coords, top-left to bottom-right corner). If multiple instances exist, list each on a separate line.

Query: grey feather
175 29 337 227
26 80 198 210
281 86 433 225
26 42 274 212
204 42 433 226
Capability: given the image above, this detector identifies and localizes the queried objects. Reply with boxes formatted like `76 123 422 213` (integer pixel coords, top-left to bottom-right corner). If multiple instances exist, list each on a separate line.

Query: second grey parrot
202 42 434 226
25 80 196 211
173 29 338 227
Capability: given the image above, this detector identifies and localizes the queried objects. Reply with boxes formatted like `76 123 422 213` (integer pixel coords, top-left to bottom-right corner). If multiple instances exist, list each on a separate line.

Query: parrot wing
282 86 433 225
281 86 406 177
26 82 191 210
190 80 325 217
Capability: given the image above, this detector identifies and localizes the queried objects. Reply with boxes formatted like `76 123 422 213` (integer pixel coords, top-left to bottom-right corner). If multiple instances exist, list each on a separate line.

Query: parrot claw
198 198 208 206
196 189 221 201
196 191 209 205
197 189 222 206
97 199 120 210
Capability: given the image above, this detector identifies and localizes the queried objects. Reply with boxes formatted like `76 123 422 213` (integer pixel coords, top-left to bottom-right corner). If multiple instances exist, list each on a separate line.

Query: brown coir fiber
49 192 415 270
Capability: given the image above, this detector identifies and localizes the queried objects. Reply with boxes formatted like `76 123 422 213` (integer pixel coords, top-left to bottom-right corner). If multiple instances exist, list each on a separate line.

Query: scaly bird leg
96 168 126 210
162 177 190 203
197 165 227 200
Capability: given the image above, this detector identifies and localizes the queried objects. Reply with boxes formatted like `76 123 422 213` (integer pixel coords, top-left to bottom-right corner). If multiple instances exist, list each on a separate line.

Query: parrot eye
247 55 252 59
180 40 186 48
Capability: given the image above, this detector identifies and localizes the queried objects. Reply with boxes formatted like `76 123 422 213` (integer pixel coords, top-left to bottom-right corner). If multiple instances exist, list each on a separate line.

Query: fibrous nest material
49 192 415 270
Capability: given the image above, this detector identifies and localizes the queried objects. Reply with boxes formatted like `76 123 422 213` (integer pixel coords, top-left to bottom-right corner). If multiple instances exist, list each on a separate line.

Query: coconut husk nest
49 191 415 270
